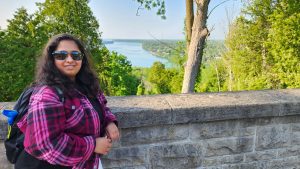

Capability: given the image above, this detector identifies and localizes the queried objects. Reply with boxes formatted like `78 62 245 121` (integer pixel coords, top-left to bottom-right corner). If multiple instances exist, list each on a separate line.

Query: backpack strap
53 86 65 103
11 87 35 124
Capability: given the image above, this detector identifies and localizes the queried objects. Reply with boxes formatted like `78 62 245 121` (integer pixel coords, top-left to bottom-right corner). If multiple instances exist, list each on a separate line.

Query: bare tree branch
208 0 236 18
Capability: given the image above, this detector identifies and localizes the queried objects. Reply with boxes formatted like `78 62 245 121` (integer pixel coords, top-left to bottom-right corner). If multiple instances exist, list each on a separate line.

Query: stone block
255 117 278 126
291 132 300 145
202 157 218 166
149 143 203 169
173 106 243 124
101 146 148 168
278 146 300 158
278 102 300 116
219 154 244 165
244 150 277 162
204 137 253 157
105 166 147 169
190 120 254 140
221 164 241 169
240 162 269 169
203 154 243 166
256 125 290 150
222 162 269 169
197 167 222 169
256 116 300 127
291 123 300 131
173 103 284 125
268 156 300 169
115 109 173 129
120 125 188 146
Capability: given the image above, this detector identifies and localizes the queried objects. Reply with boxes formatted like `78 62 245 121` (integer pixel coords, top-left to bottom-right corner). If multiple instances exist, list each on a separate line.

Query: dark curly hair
35 33 100 98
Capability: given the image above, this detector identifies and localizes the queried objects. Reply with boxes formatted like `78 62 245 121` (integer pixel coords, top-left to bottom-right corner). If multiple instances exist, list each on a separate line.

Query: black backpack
4 86 64 164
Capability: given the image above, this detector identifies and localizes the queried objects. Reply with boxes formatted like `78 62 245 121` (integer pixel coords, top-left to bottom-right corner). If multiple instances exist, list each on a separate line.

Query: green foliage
265 0 300 88
168 68 183 93
148 62 170 94
166 41 185 93
0 8 36 101
99 50 139 96
220 0 300 91
135 0 166 19
35 0 102 53
143 61 183 94
166 41 186 69
136 82 146 95
196 59 227 92
202 40 226 62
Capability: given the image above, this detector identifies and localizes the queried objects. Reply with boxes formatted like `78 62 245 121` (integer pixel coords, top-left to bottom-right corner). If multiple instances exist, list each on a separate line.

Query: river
104 40 168 67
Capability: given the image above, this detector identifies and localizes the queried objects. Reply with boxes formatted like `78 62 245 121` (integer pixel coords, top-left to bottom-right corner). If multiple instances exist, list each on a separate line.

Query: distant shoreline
103 39 184 41
103 38 225 42
104 39 225 66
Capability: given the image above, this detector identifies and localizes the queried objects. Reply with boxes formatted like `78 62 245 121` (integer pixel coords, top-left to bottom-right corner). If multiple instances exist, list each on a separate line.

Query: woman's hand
105 122 120 141
94 136 112 155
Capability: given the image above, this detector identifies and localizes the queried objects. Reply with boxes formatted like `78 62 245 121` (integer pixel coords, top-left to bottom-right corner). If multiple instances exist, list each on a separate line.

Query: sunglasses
52 51 83 61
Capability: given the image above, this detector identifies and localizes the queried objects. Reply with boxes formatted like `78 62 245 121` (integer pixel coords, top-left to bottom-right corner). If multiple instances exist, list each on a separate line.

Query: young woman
16 34 119 169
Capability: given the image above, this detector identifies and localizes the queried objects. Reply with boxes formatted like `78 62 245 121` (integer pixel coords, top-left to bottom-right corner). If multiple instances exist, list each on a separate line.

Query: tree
196 59 227 92
266 0 300 88
169 69 184 93
181 0 211 93
223 0 300 91
34 0 102 52
148 62 170 94
99 51 139 96
0 8 37 101
185 0 194 50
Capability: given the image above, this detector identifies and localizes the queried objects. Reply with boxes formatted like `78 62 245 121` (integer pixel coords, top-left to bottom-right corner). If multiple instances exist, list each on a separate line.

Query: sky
0 0 243 40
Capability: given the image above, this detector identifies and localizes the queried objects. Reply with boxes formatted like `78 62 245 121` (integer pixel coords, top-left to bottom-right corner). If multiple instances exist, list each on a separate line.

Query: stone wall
0 89 299 169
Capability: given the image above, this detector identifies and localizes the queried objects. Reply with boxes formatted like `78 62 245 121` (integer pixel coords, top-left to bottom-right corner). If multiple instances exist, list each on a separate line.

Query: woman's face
54 40 83 81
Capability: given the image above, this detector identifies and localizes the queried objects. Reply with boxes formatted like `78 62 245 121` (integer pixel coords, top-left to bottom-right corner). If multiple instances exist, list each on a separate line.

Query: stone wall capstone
0 89 299 169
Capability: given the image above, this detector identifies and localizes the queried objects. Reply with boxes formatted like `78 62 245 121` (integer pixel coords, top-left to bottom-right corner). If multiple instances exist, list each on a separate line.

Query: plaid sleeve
23 86 95 166
98 92 118 126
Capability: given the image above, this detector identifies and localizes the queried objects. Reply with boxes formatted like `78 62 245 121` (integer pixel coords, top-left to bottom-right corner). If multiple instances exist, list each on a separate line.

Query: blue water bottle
2 109 18 125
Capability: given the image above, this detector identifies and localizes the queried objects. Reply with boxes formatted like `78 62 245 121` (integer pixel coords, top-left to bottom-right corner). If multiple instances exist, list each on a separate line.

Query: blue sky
0 0 243 40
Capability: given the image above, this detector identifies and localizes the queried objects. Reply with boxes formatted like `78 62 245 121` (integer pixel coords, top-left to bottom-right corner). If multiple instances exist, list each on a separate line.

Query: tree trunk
181 0 210 93
185 0 194 51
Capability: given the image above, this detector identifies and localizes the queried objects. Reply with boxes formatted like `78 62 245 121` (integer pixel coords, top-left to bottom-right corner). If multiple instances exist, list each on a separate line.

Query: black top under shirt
74 84 105 134
89 97 105 136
